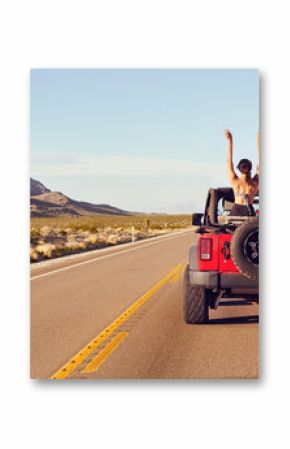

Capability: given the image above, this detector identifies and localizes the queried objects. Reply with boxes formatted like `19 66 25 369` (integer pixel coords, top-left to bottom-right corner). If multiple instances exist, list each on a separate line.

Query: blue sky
31 69 259 212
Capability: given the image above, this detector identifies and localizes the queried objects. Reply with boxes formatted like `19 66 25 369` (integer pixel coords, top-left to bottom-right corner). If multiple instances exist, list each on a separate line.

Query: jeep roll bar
204 188 235 226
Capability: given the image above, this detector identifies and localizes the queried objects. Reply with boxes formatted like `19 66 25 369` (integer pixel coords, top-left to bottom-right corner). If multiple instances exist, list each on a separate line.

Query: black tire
231 217 259 281
183 265 209 324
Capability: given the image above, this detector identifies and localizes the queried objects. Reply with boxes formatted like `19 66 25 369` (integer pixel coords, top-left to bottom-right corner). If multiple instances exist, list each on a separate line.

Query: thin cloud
32 154 224 178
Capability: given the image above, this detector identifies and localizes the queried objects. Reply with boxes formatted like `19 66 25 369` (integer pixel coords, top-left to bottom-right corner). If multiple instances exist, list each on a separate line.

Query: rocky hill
30 178 132 217
30 178 51 196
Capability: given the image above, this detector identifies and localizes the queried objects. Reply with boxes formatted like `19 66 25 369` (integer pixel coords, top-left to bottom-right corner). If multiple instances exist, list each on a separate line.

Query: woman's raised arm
224 129 237 183
255 131 259 175
253 131 259 183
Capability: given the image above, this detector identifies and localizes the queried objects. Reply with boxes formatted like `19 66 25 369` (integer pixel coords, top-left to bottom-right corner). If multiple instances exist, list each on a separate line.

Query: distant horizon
30 176 194 215
31 69 259 213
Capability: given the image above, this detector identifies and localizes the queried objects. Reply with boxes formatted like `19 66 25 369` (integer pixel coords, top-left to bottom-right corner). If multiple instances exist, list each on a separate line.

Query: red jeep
183 187 259 324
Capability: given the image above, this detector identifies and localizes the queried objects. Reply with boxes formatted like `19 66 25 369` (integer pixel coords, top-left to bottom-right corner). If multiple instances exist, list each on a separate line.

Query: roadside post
144 218 150 232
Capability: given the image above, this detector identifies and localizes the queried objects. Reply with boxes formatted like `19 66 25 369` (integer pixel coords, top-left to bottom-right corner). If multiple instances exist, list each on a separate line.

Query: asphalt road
30 231 259 379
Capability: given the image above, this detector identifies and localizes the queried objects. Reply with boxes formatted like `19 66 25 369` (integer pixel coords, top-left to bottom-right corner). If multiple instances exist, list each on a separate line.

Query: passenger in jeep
224 129 259 216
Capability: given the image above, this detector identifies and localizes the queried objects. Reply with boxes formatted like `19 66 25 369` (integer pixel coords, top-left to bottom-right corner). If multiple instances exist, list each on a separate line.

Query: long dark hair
237 159 252 175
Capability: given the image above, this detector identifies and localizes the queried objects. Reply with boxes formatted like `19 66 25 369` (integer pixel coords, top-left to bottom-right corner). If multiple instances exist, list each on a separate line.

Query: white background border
0 1 288 448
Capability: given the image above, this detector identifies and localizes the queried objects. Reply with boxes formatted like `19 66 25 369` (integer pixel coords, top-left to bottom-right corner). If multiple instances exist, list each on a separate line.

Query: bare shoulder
230 177 239 189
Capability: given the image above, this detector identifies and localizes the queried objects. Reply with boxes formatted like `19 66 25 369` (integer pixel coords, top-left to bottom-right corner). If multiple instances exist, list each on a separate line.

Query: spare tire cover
230 217 259 281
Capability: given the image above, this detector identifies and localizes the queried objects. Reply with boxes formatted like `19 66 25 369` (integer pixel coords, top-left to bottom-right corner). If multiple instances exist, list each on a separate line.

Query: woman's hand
224 129 232 142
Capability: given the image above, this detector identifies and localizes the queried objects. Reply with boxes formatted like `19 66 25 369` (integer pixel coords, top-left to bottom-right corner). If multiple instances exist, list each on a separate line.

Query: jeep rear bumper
189 270 258 290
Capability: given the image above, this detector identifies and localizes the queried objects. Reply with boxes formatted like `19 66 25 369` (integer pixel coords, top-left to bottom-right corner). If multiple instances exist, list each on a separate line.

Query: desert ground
30 214 191 262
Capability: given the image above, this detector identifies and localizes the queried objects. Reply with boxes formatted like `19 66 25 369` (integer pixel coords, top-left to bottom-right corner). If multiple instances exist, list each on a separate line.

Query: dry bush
30 247 39 262
31 214 191 232
35 243 56 258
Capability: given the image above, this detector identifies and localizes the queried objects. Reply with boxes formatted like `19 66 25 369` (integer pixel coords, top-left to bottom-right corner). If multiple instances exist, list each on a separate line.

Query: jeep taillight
200 238 212 260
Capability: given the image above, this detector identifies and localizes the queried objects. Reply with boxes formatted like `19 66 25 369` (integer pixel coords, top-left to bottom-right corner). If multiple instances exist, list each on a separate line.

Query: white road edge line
31 231 192 281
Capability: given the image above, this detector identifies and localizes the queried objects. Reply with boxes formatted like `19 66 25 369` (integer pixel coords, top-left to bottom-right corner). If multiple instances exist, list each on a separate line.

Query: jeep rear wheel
183 265 209 324
231 217 259 281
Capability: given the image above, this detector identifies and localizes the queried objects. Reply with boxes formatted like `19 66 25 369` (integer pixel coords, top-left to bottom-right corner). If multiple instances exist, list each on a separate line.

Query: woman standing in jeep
224 129 259 216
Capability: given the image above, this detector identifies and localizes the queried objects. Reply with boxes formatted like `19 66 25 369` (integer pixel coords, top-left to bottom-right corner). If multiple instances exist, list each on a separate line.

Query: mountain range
30 178 133 217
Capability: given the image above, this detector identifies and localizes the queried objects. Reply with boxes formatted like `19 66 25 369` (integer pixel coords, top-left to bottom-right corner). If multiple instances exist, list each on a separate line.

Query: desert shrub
35 243 56 258
30 227 41 243
30 247 39 261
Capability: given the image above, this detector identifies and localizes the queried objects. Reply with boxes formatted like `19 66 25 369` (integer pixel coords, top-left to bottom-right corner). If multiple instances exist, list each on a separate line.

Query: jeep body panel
197 233 239 274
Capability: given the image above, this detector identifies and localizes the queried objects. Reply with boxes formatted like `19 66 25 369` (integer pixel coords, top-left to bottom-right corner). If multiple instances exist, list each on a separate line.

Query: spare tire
231 217 259 281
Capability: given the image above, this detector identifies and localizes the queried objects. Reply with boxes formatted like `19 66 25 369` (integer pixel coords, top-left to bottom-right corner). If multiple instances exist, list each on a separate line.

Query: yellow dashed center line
170 263 186 283
50 262 185 379
169 273 182 284
82 332 128 373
